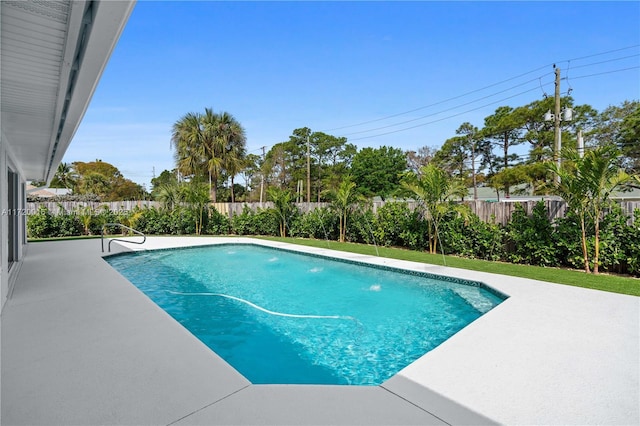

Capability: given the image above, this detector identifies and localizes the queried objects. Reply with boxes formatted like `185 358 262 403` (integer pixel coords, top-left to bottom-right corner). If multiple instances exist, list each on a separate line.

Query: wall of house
1 129 28 313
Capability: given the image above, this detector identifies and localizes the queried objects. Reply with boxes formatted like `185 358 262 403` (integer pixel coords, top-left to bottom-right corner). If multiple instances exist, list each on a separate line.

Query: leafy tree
351 146 407 199
77 172 110 198
241 153 262 201
312 132 355 201
406 146 437 177
433 136 468 179
73 160 144 201
150 169 178 199
588 100 640 173
515 96 597 163
618 103 640 173
268 127 311 197
456 122 484 200
482 106 524 197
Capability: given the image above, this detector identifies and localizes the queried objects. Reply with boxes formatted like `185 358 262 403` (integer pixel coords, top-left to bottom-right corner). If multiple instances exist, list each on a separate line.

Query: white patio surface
2 236 638 425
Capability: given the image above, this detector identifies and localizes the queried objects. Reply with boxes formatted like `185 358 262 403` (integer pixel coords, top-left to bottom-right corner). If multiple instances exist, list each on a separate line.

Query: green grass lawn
30 234 640 296
257 236 640 297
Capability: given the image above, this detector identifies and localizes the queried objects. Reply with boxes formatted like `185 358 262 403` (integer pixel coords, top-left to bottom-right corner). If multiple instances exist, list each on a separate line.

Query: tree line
157 99 638 204
42 99 637 204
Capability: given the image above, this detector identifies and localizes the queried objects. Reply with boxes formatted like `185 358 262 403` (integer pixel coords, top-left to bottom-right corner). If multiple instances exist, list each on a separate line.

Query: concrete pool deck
1 236 638 425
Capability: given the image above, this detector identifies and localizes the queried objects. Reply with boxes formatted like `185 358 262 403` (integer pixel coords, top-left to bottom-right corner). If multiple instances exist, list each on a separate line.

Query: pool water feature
106 244 506 385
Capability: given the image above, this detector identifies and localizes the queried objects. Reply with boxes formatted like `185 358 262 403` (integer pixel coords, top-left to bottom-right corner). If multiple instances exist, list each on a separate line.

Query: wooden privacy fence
26 200 160 215
27 199 639 226
462 200 568 226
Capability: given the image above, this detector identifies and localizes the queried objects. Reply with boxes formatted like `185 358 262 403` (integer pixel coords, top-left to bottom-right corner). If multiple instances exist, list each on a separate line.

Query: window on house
7 169 19 268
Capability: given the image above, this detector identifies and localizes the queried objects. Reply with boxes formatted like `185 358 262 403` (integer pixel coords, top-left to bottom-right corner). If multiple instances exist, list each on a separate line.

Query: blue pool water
105 244 505 385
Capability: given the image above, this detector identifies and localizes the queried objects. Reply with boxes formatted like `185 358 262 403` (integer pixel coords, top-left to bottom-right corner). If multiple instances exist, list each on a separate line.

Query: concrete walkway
2 236 638 425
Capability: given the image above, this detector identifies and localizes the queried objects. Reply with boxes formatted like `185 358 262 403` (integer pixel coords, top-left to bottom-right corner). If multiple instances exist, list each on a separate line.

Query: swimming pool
106 243 506 385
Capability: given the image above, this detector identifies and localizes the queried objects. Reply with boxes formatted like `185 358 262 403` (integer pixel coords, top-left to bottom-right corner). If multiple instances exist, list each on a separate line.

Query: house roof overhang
1 0 135 182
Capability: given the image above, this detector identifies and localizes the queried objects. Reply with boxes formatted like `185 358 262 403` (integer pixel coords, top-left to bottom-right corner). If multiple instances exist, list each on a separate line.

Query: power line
570 66 640 80
249 47 638 155
342 64 637 142
567 53 639 70
321 64 552 132
322 45 639 133
340 75 550 137
346 86 543 142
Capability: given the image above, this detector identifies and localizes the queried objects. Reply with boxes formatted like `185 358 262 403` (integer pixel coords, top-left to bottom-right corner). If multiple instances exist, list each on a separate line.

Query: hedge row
27 202 640 276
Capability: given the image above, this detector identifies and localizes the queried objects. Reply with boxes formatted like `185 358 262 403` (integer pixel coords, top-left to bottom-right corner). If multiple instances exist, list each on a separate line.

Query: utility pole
259 146 265 205
553 66 562 184
577 129 584 158
470 133 478 200
545 66 571 184
306 133 311 204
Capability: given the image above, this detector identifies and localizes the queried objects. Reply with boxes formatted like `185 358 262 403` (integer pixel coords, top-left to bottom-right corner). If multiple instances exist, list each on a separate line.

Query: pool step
452 286 495 314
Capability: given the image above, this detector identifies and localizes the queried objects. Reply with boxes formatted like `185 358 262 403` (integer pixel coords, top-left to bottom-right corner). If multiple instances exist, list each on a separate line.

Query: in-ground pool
106 244 506 385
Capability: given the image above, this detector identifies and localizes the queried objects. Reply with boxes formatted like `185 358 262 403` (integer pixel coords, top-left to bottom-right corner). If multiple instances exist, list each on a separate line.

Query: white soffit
1 0 135 182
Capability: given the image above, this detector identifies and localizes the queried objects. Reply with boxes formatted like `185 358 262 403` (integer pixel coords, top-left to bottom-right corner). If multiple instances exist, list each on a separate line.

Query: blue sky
65 1 640 189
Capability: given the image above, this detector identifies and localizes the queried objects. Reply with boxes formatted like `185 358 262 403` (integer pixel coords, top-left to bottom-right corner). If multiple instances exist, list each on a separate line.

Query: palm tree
402 164 468 254
545 149 592 273
579 145 635 273
51 162 77 190
217 111 246 202
179 180 210 235
200 108 225 202
172 108 247 203
171 112 205 179
156 182 180 211
547 145 637 274
329 178 360 243
267 187 295 237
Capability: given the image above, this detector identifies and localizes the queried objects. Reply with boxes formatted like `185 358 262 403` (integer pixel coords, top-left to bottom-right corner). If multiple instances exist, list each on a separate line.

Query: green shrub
231 206 280 236
554 211 594 270
206 207 230 235
170 207 197 235
439 211 504 260
27 205 55 238
597 205 638 276
505 202 558 266
52 210 83 237
90 205 121 235
133 207 173 234
625 209 640 276
345 206 377 245
373 202 426 250
289 207 338 240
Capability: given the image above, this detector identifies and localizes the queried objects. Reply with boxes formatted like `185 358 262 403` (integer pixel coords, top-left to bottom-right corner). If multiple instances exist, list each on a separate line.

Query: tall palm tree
200 108 225 202
402 164 468 254
171 112 205 178
217 111 246 202
172 108 247 203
